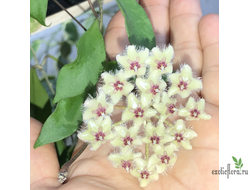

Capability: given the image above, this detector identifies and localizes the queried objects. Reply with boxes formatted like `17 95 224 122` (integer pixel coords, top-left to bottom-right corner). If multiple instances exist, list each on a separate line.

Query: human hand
30 0 219 189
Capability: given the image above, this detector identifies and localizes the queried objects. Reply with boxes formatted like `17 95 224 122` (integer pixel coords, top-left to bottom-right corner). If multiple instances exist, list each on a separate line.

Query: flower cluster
77 45 211 187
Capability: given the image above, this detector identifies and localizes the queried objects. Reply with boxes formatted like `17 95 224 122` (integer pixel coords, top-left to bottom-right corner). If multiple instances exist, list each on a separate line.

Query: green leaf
30 68 49 109
116 0 156 50
30 100 52 124
64 22 79 43
30 0 49 26
53 19 106 103
235 166 240 169
102 61 119 72
34 94 84 148
60 42 71 57
239 158 242 165
240 163 243 168
232 156 237 163
30 17 42 33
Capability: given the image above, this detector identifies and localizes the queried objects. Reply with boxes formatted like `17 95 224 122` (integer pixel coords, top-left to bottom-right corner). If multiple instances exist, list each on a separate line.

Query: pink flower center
94 107 106 117
175 133 183 142
130 62 140 72
150 85 160 95
167 104 176 114
140 171 149 179
190 109 200 118
150 136 160 144
134 108 144 118
123 136 133 145
114 80 124 91
161 155 170 164
157 61 167 71
95 132 105 141
122 161 131 170
178 81 188 91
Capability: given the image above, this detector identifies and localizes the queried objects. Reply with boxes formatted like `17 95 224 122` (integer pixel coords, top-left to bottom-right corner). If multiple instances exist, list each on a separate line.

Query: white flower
121 93 157 126
178 97 211 120
82 91 114 123
116 45 149 78
168 64 202 98
165 119 197 150
145 45 174 74
108 146 142 172
142 122 172 146
153 92 178 122
130 155 160 187
153 143 178 174
136 70 167 107
102 71 134 104
77 117 115 150
110 124 142 147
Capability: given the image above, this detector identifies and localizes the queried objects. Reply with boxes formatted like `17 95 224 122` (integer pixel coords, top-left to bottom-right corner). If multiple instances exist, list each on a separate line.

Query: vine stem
53 0 87 31
145 144 149 162
58 142 89 183
30 46 55 96
87 0 98 19
97 0 103 33
114 105 127 109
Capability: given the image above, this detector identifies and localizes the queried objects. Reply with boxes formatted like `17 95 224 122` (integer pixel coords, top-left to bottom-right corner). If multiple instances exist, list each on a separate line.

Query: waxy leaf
116 0 156 50
34 94 84 148
30 68 49 109
30 0 49 26
232 156 237 162
53 19 106 103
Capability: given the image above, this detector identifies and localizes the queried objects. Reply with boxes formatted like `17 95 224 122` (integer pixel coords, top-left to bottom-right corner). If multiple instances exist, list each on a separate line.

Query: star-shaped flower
110 124 142 147
77 117 115 150
116 45 149 78
153 143 178 174
145 45 174 75
168 64 202 98
153 92 178 122
108 146 142 172
165 119 198 150
82 91 114 123
136 70 167 107
178 97 211 120
130 155 160 187
121 93 157 126
102 71 134 104
142 122 172 147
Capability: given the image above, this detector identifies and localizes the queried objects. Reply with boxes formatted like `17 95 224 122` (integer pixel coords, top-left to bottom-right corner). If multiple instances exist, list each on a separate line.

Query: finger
30 117 60 189
199 14 219 106
104 0 170 60
169 0 203 74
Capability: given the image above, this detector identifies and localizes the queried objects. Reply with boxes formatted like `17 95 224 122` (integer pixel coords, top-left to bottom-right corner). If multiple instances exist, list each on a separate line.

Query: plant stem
30 46 56 96
112 120 123 127
87 0 98 19
58 142 89 183
145 144 149 161
114 105 126 109
53 0 87 31
97 0 103 33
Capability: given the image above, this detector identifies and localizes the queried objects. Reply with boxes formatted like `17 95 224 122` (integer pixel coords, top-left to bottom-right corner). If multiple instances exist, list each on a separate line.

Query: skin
30 0 219 189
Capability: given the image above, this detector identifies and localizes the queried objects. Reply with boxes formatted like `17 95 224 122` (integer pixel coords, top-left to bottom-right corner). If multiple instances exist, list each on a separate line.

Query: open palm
30 0 219 189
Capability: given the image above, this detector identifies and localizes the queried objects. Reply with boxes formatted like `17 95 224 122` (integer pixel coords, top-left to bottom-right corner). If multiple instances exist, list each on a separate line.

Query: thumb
30 117 61 189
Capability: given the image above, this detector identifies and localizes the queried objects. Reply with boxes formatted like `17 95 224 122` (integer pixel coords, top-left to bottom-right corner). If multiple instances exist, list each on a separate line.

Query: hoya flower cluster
77 45 211 187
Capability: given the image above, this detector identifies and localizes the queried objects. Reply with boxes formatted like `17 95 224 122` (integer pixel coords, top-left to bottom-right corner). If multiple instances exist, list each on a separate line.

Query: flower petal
111 92 122 104
130 169 141 178
127 45 137 60
116 55 129 67
102 117 112 132
141 93 152 107
180 140 192 150
153 103 166 115
132 138 143 146
199 112 211 120
174 119 186 131
105 132 116 140
88 120 99 132
138 48 149 63
186 97 196 109
148 154 160 171
127 93 139 109
78 130 95 141
178 108 190 117
144 109 157 118
156 164 167 174
136 78 150 92
178 89 191 98
114 126 127 137
168 86 179 97
108 153 122 165
110 137 124 147
148 173 159 181
163 45 174 63
91 141 102 150
134 158 146 170
82 109 95 120
183 129 198 139
128 125 140 137
152 47 162 60
123 82 134 95
122 109 134 122
168 73 180 84
181 64 192 81
140 179 149 187
188 79 202 90
197 99 205 110
138 67 146 76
